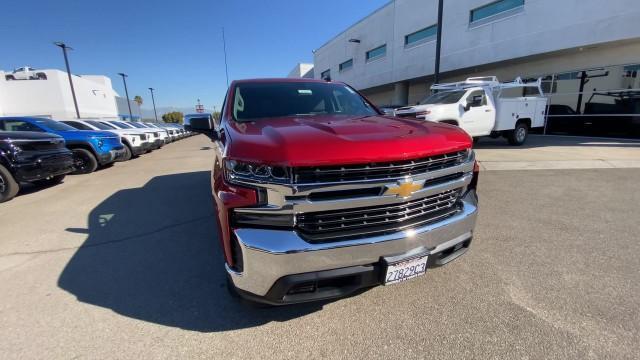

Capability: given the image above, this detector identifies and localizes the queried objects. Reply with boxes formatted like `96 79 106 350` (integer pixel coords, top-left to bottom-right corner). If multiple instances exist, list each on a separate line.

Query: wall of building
287 63 315 78
314 0 640 98
0 69 119 119
361 40 640 105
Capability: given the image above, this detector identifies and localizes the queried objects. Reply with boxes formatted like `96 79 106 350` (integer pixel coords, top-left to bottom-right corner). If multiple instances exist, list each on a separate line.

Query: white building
287 63 315 79
313 0 640 109
0 69 121 120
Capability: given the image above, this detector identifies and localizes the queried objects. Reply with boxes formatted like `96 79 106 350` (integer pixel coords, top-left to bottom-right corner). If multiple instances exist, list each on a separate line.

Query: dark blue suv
0 117 125 174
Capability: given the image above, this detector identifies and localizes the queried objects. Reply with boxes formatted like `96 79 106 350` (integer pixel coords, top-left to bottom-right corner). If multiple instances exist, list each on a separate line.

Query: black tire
121 144 133 161
472 137 480 145
33 174 66 187
508 122 529 146
36 73 47 80
5 75 15 81
71 148 98 174
0 164 20 203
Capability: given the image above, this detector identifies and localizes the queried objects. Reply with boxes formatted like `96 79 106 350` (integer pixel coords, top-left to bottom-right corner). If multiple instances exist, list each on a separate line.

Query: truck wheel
36 73 47 80
121 144 133 161
71 148 98 174
34 174 66 187
5 75 15 81
0 164 20 203
508 122 529 146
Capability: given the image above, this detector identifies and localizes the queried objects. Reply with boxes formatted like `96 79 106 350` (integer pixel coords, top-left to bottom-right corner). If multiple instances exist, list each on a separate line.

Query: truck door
460 89 494 136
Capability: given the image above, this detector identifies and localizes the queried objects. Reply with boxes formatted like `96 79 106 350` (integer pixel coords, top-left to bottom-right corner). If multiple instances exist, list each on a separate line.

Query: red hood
225 115 471 167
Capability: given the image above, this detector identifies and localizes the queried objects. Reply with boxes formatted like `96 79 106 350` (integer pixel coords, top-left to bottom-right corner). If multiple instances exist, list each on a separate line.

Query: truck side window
1 120 44 132
467 91 486 107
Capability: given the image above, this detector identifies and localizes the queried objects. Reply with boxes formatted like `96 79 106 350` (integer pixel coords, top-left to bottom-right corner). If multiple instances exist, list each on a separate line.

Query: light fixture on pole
148 87 158 122
54 41 81 118
117 73 134 122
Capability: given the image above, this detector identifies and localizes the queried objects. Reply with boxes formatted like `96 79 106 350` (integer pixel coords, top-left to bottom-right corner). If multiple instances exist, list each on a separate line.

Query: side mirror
184 116 218 141
464 103 472 112
185 117 213 132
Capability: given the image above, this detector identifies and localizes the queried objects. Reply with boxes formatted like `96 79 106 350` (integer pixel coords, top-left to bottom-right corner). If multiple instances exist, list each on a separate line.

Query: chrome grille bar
297 189 462 239
294 151 467 184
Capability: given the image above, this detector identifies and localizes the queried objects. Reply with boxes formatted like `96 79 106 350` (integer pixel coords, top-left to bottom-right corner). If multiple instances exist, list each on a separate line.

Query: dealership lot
1 135 639 359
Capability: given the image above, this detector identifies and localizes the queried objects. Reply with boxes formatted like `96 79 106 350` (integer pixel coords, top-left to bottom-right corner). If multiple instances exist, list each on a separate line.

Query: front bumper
13 152 75 182
97 148 126 164
227 190 478 304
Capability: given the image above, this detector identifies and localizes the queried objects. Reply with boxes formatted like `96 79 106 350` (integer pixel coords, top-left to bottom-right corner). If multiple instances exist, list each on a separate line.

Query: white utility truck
394 77 548 145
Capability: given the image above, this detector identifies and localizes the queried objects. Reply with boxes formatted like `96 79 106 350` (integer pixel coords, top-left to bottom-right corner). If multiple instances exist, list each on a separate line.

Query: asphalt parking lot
1 135 639 359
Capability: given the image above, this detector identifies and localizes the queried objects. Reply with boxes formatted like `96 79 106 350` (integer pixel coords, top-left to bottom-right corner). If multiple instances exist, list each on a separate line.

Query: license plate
383 254 429 285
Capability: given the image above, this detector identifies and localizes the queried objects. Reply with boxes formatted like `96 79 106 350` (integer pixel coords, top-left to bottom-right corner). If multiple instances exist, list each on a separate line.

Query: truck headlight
457 148 474 164
224 159 291 184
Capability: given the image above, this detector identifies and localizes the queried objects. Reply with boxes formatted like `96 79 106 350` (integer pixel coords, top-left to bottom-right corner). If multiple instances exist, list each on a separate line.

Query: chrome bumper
227 190 478 297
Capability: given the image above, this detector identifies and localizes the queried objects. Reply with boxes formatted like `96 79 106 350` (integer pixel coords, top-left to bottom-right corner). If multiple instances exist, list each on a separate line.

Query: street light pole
433 0 444 87
148 87 158 122
54 42 81 118
118 73 134 122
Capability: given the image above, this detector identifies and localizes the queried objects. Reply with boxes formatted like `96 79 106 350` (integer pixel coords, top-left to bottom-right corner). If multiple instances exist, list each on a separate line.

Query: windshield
128 122 147 129
419 90 466 105
111 121 134 129
86 120 116 130
34 118 76 131
232 82 377 122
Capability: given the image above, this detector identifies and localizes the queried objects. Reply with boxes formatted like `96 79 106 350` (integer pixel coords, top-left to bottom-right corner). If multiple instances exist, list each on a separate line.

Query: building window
470 0 524 24
366 44 386 62
339 59 353 72
405 24 437 47
321 69 331 80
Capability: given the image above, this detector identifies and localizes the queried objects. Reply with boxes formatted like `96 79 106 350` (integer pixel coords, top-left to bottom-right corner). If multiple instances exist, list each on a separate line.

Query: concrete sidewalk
475 135 640 171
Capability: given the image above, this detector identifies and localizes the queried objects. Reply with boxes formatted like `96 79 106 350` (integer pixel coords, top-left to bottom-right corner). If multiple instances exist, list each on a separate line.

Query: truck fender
64 141 99 158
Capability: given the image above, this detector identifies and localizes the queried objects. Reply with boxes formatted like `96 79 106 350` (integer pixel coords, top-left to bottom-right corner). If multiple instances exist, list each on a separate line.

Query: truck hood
395 104 445 113
0 131 64 141
56 130 118 139
225 115 471 167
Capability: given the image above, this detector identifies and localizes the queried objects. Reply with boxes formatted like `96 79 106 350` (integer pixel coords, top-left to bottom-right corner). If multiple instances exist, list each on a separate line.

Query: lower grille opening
433 239 472 266
285 275 360 296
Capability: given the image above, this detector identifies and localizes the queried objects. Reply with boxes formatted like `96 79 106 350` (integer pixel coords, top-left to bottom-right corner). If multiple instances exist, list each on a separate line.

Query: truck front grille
296 188 462 242
139 134 147 141
293 151 467 184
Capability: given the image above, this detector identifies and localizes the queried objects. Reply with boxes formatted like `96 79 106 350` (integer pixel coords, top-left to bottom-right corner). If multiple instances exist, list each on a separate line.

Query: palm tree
133 95 143 107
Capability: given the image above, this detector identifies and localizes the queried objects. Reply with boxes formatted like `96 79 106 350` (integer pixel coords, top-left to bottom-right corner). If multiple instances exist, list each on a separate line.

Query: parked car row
0 116 193 202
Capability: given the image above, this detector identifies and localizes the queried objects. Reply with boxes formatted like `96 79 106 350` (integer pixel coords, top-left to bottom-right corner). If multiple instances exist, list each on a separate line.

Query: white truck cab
5 66 47 81
394 77 548 145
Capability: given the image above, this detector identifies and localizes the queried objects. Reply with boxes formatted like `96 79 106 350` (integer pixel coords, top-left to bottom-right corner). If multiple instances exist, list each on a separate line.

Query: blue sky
0 0 388 112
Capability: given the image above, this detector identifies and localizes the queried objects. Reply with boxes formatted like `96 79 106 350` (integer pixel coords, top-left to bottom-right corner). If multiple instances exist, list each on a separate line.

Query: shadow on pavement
58 171 323 332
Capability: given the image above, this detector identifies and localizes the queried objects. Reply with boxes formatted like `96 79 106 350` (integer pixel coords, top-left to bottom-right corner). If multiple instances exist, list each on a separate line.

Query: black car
0 131 75 202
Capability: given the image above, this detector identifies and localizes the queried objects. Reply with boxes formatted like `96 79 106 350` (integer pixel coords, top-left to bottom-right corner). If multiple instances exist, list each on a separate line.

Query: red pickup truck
187 78 479 305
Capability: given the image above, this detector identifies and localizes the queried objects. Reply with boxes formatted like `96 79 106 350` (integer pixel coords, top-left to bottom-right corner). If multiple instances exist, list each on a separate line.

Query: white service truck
394 77 548 145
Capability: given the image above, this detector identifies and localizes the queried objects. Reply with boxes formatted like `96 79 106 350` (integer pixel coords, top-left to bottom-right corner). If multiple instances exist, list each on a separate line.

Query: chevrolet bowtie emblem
384 179 425 198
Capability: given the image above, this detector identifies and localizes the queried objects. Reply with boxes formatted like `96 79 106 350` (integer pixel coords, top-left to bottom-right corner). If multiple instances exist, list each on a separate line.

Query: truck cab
0 117 125 174
395 77 548 145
